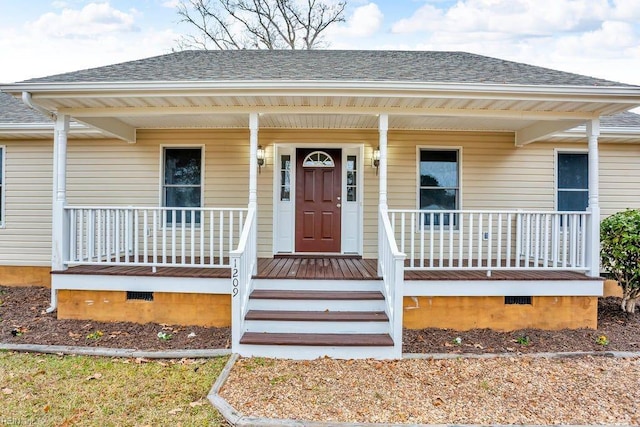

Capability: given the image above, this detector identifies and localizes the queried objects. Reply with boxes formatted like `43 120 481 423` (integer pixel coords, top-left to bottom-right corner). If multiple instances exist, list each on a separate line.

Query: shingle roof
600 111 640 128
22 50 630 87
0 92 49 124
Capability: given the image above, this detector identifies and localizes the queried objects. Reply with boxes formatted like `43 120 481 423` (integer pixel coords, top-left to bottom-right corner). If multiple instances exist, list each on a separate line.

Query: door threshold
274 253 362 259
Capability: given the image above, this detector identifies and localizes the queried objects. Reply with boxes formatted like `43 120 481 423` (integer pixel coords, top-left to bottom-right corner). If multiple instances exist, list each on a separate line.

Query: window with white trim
419 149 459 226
557 152 588 211
162 147 202 223
0 146 4 227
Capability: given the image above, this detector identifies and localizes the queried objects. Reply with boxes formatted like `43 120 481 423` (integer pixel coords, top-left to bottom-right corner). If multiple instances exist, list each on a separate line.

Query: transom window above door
303 151 335 167
162 147 202 222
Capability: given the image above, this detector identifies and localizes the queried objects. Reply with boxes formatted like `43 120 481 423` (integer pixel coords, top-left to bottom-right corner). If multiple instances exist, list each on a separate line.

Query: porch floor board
54 257 595 281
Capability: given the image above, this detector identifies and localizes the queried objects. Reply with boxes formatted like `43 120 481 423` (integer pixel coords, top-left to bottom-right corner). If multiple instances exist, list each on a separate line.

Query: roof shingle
21 50 630 87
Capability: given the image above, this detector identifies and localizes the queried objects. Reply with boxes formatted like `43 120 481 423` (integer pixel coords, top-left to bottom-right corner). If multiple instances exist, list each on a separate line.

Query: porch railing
387 209 590 272
65 206 248 268
230 206 258 350
378 206 406 356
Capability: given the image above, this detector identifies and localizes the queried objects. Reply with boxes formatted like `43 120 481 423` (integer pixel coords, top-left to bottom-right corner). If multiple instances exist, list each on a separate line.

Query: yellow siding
2 129 640 266
0 140 53 266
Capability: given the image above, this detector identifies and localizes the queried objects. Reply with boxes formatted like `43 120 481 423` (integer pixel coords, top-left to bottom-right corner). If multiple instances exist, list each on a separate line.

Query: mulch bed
1 286 638 353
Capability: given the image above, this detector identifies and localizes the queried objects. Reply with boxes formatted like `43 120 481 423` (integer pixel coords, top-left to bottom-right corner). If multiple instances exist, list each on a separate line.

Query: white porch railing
230 206 258 350
388 209 591 272
378 207 406 356
65 206 248 268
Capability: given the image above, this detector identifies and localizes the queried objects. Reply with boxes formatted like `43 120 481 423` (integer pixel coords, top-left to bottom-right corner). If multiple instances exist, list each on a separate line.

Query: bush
600 209 640 313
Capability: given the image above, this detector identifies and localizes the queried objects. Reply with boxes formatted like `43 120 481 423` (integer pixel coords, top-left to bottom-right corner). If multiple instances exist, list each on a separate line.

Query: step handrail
379 206 406 357
230 205 257 351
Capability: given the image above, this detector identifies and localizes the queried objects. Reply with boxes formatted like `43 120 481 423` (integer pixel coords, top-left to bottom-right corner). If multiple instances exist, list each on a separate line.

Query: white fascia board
3 80 640 103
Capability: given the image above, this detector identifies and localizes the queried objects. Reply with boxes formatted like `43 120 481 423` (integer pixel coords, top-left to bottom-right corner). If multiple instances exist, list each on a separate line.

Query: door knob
337 204 341 208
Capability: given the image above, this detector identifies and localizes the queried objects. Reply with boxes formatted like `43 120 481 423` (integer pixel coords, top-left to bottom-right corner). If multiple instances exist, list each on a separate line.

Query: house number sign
232 259 239 298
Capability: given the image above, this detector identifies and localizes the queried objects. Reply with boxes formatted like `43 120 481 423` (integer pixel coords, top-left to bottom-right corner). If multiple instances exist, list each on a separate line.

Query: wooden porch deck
54 257 594 281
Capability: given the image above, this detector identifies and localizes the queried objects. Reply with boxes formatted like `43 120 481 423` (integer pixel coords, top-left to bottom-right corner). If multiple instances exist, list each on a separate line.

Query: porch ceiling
4 83 640 142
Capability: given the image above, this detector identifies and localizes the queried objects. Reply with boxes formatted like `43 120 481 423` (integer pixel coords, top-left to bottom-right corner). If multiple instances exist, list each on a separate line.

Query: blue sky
1 0 639 86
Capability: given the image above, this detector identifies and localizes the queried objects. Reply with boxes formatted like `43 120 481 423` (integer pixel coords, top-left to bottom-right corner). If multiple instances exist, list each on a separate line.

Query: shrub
600 209 640 313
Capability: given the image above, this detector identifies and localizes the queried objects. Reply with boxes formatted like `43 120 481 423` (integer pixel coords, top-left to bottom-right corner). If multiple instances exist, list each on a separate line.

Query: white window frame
416 146 463 230
554 148 588 212
159 145 205 212
0 145 4 228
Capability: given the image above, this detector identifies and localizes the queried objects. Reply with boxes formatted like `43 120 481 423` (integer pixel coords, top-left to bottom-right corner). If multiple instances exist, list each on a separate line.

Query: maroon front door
295 148 342 253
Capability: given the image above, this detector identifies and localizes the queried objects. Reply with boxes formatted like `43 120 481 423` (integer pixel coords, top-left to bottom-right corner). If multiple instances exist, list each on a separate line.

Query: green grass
0 351 228 426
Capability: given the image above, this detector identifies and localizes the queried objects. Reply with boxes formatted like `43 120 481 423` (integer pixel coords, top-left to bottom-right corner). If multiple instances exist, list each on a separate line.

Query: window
346 155 357 202
163 147 202 223
280 155 291 201
557 152 588 211
0 146 4 227
419 149 459 226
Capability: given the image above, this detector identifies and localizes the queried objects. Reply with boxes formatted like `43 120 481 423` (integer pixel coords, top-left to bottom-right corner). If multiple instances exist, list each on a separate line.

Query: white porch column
586 118 600 278
52 114 70 271
379 114 389 209
249 113 259 208
378 114 389 275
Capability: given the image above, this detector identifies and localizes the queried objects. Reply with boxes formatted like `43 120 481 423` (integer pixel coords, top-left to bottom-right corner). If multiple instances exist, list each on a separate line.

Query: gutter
21 91 56 121
22 91 57 313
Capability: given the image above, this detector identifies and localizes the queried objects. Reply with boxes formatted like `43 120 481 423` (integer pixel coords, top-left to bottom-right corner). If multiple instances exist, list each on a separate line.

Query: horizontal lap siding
388 131 554 212
2 129 640 267
0 140 53 266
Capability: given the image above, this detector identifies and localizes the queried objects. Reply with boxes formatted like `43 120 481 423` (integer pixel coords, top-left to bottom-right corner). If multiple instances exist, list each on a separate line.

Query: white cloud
27 2 139 39
162 0 181 8
329 3 383 38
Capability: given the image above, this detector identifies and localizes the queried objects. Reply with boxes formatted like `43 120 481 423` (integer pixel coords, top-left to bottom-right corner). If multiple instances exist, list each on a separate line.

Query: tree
600 209 640 313
175 0 346 50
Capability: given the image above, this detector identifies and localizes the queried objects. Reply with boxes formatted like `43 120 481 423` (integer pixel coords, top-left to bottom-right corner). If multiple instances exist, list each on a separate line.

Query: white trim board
51 274 231 294
403 279 603 297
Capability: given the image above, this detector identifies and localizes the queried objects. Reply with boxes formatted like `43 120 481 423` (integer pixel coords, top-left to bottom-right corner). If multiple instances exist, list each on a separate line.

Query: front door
295 148 342 252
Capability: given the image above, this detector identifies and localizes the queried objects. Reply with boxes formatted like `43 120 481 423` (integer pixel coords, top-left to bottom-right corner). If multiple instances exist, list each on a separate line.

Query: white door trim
273 143 364 255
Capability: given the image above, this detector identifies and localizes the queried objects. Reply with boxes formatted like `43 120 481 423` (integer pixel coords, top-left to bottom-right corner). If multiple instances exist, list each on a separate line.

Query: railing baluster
114 210 120 264
209 210 214 266
152 209 158 265
524 214 531 268
438 212 444 268
219 211 224 264
429 212 434 268
143 210 148 263
487 213 493 269
400 213 406 255
496 213 502 268
542 214 549 267
570 213 578 267
448 212 454 267
552 214 559 267
190 209 196 265
162 210 167 265
458 213 464 268
534 213 540 267
180 210 186 265
562 214 568 268
419 212 425 268
134 210 139 263
410 212 415 268
200 210 205 266
468 213 474 267
506 213 512 268
477 214 483 268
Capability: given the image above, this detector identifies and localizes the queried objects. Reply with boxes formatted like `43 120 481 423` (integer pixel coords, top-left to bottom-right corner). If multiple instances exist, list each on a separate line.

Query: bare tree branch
174 0 346 50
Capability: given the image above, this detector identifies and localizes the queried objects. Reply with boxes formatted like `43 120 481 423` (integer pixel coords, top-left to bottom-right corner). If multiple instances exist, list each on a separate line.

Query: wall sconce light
257 145 265 173
372 147 380 175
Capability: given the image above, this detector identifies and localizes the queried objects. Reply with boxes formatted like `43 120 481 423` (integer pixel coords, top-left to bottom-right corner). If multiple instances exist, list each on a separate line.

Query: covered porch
10 78 631 359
